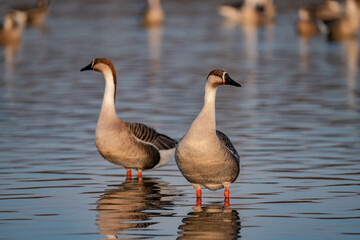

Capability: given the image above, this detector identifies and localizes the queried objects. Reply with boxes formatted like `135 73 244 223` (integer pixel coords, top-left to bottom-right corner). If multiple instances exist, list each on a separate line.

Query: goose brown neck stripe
94 58 117 100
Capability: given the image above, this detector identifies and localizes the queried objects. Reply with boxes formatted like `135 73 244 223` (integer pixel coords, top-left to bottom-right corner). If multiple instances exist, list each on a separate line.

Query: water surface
0 0 359 239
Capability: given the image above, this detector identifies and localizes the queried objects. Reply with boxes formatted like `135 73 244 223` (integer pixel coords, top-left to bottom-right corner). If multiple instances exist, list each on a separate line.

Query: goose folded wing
216 130 240 160
126 122 177 150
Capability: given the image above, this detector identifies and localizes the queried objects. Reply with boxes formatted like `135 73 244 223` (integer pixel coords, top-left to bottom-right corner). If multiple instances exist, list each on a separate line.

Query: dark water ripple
0 0 360 239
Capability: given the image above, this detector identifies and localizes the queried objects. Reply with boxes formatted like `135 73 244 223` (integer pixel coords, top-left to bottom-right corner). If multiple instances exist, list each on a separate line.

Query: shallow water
0 0 360 239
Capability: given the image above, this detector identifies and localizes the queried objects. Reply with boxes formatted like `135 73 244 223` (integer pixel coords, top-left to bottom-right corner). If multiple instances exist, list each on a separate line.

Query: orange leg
137 170 143 183
126 169 132 178
196 189 202 198
224 189 230 199
196 197 202 207
137 170 142 178
224 198 230 208
224 189 230 208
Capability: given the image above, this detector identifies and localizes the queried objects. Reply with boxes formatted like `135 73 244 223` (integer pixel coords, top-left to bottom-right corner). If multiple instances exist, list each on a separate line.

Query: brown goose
175 69 241 206
143 0 164 27
296 7 319 37
0 10 27 45
218 0 275 25
12 0 49 27
81 58 177 179
324 0 359 41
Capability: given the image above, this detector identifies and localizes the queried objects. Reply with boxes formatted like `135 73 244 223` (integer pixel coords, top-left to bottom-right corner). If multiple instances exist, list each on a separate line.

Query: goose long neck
345 0 359 28
182 81 218 143
197 82 218 130
100 68 117 120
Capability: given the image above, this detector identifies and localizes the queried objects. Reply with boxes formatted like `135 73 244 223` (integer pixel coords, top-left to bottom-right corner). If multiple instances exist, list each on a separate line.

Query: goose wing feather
126 122 177 150
216 130 240 160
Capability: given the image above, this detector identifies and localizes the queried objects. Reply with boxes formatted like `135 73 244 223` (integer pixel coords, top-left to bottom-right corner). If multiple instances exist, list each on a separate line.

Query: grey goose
175 69 241 206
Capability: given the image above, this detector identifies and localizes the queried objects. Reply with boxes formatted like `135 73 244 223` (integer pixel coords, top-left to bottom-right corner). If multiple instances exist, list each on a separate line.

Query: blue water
0 0 359 239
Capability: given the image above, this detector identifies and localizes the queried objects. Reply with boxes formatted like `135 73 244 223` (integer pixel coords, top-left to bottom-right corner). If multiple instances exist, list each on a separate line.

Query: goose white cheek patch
222 72 227 84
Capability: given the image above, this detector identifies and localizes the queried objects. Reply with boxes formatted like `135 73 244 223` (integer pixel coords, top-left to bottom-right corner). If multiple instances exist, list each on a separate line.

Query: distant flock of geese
295 0 360 41
219 0 360 41
0 0 48 45
2 0 360 44
1 0 360 206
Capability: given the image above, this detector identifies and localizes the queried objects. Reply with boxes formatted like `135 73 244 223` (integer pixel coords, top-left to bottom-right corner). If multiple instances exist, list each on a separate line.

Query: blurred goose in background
309 0 342 21
320 0 359 41
0 10 27 45
143 0 164 27
356 0 360 17
218 0 275 25
175 69 241 206
81 58 177 179
296 7 320 37
12 0 49 27
218 1 245 22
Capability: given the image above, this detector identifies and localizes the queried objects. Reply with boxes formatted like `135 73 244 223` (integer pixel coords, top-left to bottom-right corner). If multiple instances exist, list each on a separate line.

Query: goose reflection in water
96 178 176 239
341 38 358 110
178 205 241 240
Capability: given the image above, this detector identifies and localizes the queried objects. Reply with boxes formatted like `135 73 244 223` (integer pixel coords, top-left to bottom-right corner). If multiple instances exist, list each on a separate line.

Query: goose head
298 7 312 21
81 58 115 74
15 11 27 28
81 58 117 98
206 69 241 88
3 11 23 30
81 57 117 81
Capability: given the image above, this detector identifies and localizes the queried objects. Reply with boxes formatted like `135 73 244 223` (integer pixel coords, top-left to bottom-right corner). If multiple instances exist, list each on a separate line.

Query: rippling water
0 0 359 239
